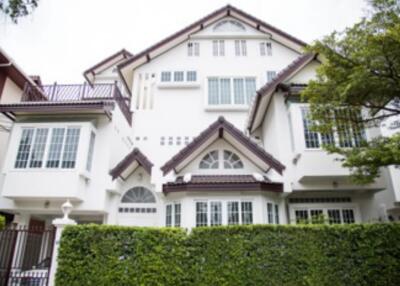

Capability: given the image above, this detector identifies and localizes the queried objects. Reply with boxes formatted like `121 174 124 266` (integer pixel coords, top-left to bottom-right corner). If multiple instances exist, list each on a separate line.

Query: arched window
121 187 156 203
213 20 246 32
223 150 244 169
199 150 219 169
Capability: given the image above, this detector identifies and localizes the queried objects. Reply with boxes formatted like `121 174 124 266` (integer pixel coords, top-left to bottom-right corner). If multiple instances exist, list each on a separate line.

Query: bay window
208 77 256 106
14 126 81 170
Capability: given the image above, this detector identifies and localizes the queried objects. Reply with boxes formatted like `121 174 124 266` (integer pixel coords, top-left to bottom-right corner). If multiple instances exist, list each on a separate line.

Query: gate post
48 200 76 286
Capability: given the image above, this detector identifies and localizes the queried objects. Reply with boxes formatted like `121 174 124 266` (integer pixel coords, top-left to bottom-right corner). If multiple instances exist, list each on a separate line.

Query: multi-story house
0 5 395 229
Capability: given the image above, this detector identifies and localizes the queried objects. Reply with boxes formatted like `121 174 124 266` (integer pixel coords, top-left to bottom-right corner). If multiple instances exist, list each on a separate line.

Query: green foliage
0 0 39 23
56 224 400 286
0 215 5 230
302 0 400 183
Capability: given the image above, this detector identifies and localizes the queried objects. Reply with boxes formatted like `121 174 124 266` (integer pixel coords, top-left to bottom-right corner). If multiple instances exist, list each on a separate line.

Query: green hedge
56 224 400 286
0 216 4 230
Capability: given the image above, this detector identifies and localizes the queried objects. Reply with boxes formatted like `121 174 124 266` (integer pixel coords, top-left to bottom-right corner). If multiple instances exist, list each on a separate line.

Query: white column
48 200 77 286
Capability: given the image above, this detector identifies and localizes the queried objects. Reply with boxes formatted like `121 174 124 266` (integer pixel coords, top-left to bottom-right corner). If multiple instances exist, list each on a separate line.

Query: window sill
157 82 200 89
205 106 249 112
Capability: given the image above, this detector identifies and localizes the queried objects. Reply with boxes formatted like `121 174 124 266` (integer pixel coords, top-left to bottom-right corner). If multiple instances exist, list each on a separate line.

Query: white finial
61 199 73 220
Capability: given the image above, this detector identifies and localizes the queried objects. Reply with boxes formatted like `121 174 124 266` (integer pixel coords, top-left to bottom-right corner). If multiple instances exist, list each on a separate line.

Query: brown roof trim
109 148 153 180
118 5 306 71
0 101 114 116
247 53 316 132
163 175 283 194
83 49 133 83
0 48 44 95
160 116 285 175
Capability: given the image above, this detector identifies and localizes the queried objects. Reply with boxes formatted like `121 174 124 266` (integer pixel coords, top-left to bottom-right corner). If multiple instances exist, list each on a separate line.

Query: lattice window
46 128 65 168
210 202 222 226
196 202 208 227
223 150 243 169
121 187 156 203
61 128 80 169
199 150 219 169
29 128 49 168
15 128 34 168
241 202 253 225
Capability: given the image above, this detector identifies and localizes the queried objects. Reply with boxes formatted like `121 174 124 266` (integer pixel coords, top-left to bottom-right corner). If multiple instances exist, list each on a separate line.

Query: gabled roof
0 47 44 97
160 116 285 175
110 148 153 180
83 49 133 85
247 53 317 133
163 175 283 194
117 4 307 93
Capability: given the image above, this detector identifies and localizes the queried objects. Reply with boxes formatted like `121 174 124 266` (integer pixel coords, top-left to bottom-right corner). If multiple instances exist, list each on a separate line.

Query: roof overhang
83 49 133 86
117 4 307 93
0 101 115 121
109 148 153 180
163 175 283 194
161 116 285 175
247 53 317 133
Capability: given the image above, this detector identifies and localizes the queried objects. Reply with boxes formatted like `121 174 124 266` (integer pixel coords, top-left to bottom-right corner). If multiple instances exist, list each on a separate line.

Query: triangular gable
160 117 285 175
247 53 317 133
110 148 153 180
84 49 133 85
117 4 306 93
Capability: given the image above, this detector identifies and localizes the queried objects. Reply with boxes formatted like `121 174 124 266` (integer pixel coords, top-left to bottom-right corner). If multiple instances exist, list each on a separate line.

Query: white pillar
48 200 77 286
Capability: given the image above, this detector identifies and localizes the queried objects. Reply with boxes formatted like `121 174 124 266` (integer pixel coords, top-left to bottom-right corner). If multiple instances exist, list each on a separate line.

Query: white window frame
212 40 225 56
289 203 360 225
158 70 199 88
205 76 257 110
194 200 254 227
166 202 181 227
298 104 366 151
188 42 200 57
234 40 247 56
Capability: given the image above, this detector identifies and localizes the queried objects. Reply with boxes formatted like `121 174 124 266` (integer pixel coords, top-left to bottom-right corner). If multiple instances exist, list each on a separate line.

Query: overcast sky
0 0 368 83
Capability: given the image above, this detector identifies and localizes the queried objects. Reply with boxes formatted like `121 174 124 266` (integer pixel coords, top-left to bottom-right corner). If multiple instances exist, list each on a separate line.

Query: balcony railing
21 82 132 125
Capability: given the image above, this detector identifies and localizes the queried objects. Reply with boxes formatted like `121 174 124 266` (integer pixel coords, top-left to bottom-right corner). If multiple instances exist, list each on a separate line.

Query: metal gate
0 226 55 286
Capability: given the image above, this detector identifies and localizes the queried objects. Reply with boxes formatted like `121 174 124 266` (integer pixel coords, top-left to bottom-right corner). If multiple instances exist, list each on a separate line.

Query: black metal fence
0 226 55 286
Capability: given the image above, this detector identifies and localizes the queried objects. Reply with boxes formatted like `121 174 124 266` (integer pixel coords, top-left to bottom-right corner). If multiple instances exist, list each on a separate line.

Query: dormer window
199 150 243 170
188 42 200 56
260 42 272 56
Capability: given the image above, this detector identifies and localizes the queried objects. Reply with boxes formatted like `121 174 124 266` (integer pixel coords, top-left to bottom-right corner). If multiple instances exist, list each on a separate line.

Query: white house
0 5 397 229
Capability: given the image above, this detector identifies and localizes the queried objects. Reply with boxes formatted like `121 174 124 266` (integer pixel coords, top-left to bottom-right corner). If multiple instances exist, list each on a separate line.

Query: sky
0 0 369 83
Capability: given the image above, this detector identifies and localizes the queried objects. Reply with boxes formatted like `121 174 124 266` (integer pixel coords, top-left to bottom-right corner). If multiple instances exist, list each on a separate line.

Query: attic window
213 19 246 32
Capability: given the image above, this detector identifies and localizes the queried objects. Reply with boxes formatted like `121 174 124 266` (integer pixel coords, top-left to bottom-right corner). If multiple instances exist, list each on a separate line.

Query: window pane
15 128 34 169
212 40 218 56
196 202 208 227
227 202 239 225
241 40 247 56
174 203 181 227
219 40 225 56
187 42 193 56
174 71 184 82
187 71 197 82
266 42 272 56
220 78 231 104
266 71 276 83
295 210 309 224
241 202 253 225
223 150 243 169
235 40 240 56
161 71 171 82
199 150 219 169
210 202 222 226
335 109 353 148
233 79 245 104
194 43 200 56
328 209 342 224
46 128 65 168
29 128 49 168
274 204 279 224
86 132 96 172
121 187 156 203
245 78 256 104
267 203 273 224
301 107 320 148
166 205 172 227
62 128 80 169
208 78 219 105
342 209 355 224
260 42 266 56
310 209 324 224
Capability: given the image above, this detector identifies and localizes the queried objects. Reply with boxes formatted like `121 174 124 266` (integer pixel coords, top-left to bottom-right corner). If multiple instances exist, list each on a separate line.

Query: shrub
56 224 400 286
0 215 5 230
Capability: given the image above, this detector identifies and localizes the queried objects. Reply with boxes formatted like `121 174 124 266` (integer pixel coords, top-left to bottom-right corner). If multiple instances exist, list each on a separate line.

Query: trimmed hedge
0 215 4 230
56 224 400 286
